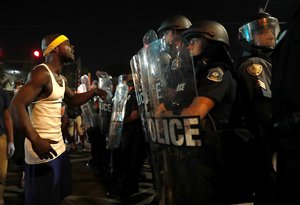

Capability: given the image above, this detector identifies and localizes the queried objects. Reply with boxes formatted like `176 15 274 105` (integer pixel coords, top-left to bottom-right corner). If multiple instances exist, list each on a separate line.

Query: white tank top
25 64 66 164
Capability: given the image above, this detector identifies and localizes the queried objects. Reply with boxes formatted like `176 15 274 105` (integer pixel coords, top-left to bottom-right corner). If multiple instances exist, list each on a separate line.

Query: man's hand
7 142 15 158
31 137 58 160
94 88 107 100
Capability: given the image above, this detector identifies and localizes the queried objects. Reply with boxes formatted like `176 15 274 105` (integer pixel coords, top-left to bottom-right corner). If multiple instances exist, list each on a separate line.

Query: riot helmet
238 12 280 50
157 15 192 38
181 20 230 48
182 20 233 68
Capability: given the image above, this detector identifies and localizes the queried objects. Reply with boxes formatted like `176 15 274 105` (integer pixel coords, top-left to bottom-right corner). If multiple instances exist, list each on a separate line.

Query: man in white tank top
9 34 107 205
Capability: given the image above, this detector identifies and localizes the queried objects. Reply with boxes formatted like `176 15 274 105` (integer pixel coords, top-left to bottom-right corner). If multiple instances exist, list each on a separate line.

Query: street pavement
4 144 155 205
4 143 253 205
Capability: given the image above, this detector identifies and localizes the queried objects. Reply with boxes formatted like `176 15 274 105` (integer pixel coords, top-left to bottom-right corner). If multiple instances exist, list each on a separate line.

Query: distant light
33 50 41 58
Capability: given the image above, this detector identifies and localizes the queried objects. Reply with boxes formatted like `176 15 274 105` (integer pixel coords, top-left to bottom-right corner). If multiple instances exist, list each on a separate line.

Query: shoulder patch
207 67 224 82
246 64 262 76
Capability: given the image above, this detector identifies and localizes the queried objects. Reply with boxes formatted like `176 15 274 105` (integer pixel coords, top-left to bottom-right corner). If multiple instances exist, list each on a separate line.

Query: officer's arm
181 96 215 119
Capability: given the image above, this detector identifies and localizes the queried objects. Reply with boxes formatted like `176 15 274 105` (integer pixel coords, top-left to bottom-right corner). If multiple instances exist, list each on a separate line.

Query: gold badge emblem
246 64 263 76
257 79 266 89
207 67 224 82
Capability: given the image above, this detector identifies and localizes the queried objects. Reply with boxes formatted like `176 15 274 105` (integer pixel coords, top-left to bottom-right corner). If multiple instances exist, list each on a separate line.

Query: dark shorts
24 151 72 205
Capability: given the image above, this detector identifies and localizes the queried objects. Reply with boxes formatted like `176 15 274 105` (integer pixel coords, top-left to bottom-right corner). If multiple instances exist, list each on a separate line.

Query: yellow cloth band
43 35 69 57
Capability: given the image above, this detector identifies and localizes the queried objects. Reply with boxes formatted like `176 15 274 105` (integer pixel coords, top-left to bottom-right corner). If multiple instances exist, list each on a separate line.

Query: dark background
0 0 296 79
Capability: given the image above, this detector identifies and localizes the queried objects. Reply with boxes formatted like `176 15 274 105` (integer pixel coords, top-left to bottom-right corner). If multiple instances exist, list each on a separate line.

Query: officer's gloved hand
7 142 15 158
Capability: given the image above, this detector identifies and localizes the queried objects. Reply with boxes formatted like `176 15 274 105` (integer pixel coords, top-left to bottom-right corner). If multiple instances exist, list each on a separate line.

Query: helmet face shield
239 16 280 48
159 29 183 42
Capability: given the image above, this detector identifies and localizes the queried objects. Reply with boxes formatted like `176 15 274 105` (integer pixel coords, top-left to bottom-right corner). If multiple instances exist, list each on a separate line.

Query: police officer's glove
7 142 15 158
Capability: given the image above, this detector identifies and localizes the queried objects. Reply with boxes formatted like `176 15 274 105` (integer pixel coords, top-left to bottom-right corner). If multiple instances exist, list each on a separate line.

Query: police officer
156 15 193 111
180 20 237 204
236 12 280 205
180 20 236 127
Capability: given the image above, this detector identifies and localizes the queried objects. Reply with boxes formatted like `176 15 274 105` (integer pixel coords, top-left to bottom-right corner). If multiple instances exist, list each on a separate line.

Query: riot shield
139 36 221 204
130 29 158 142
133 47 166 202
97 71 114 101
97 71 113 136
107 75 129 150
143 29 158 48
78 75 94 131
130 30 165 201
80 101 94 131
130 55 148 140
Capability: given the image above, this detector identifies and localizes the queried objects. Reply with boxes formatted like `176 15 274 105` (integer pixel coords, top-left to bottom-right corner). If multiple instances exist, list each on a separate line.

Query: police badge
207 67 224 82
246 64 263 76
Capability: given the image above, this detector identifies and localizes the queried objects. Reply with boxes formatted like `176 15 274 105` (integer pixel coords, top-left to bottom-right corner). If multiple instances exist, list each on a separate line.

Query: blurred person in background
0 87 15 205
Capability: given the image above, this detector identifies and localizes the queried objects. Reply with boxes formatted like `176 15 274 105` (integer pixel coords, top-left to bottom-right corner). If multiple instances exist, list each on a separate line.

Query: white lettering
146 116 202 147
184 118 201 146
156 82 162 99
136 91 144 106
176 83 185 91
148 119 157 142
99 102 112 112
169 118 184 146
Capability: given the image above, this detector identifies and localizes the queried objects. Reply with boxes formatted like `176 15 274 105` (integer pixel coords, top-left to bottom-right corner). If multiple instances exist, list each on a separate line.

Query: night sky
0 0 294 78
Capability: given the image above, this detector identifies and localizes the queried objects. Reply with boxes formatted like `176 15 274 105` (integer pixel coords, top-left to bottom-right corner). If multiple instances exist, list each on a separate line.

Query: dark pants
25 152 72 205
109 125 147 198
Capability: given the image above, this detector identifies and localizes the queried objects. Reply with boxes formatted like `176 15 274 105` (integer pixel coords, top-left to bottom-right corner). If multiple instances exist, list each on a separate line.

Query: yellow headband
43 35 69 57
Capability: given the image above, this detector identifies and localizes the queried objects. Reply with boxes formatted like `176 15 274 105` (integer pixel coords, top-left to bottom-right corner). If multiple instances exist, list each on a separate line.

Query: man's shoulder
29 64 51 81
32 63 49 72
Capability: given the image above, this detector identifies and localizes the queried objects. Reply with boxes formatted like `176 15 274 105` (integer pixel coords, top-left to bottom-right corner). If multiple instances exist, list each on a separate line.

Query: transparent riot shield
97 71 113 136
97 71 113 102
139 36 219 205
130 55 148 140
142 29 158 48
107 75 129 150
78 75 94 131
130 30 158 142
80 102 94 131
130 29 165 201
